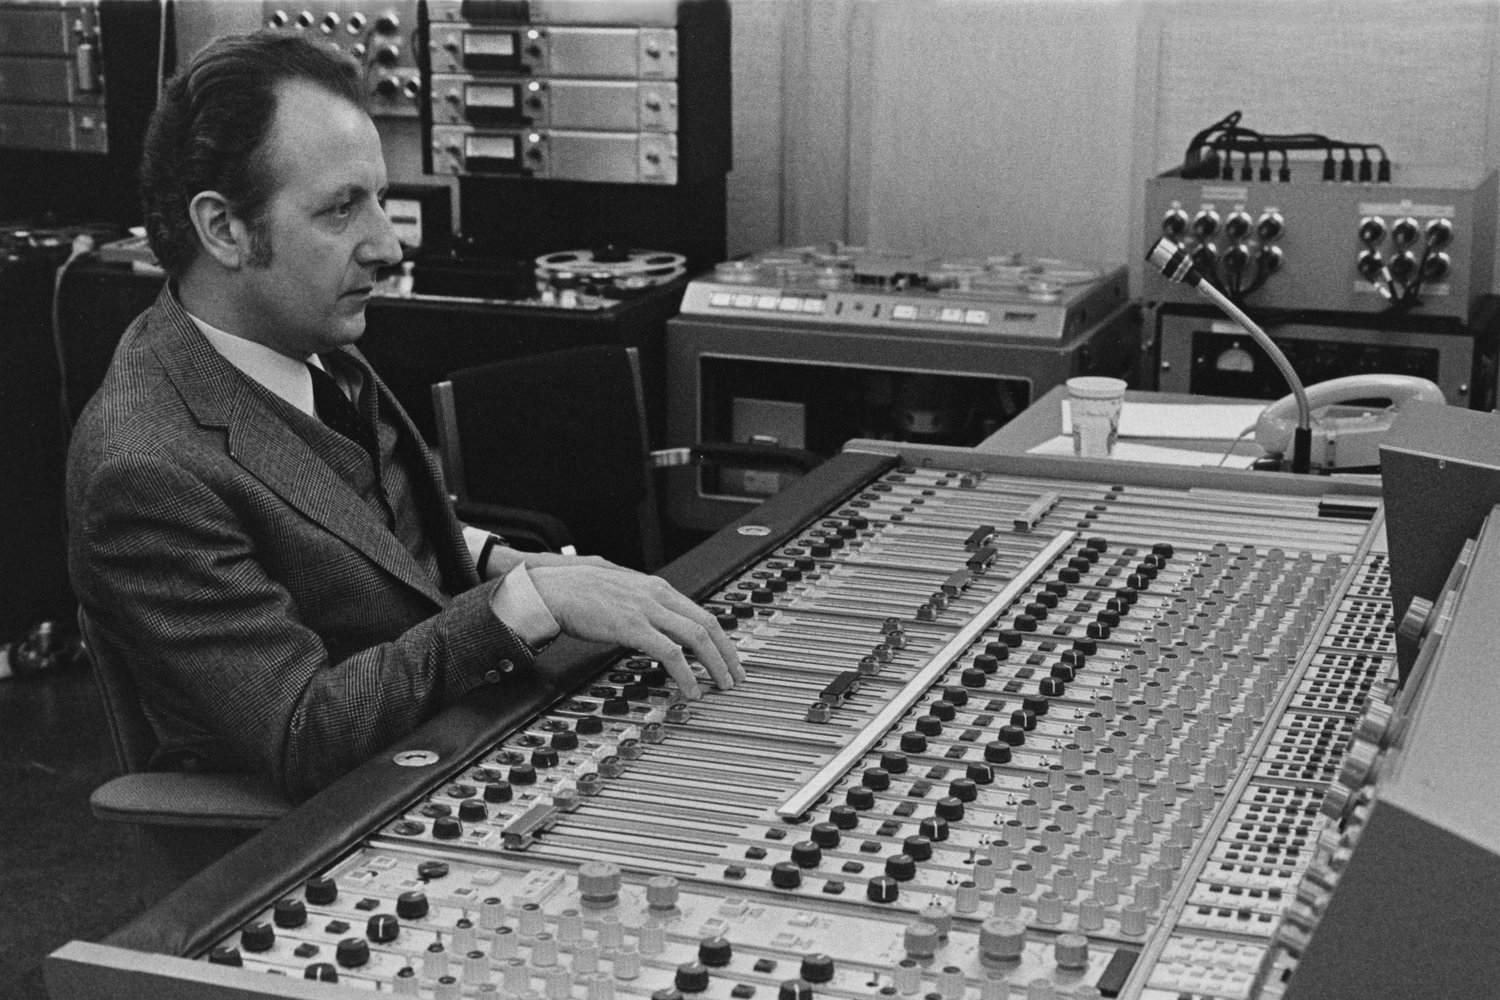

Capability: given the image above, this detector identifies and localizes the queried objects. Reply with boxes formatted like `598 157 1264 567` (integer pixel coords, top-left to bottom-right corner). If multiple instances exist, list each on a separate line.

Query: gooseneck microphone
1147 237 1312 474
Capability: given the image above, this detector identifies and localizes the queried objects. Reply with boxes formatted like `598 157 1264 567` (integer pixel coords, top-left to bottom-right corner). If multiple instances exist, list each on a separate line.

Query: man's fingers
646 581 744 687
637 637 702 701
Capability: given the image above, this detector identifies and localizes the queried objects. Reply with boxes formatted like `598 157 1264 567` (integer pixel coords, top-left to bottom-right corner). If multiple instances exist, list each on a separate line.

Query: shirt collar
187 311 318 418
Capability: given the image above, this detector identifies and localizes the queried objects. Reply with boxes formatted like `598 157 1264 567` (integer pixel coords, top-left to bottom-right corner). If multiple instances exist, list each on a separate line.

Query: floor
0 655 141 1000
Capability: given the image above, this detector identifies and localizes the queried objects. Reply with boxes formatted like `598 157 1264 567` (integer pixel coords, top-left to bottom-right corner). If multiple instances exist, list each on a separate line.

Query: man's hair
140 31 365 278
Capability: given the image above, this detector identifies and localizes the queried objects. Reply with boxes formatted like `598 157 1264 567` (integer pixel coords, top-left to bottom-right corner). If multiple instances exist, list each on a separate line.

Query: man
66 32 740 803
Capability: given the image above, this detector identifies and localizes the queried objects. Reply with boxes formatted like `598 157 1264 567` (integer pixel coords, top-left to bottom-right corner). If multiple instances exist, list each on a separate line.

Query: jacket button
483 670 500 684
497 659 514 673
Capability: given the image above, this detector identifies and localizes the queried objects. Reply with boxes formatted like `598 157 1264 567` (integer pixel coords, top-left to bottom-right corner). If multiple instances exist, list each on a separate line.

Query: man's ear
187 190 249 269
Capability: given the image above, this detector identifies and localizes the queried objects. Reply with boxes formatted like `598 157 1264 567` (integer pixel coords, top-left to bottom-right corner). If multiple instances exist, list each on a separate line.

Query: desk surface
979 385 1266 464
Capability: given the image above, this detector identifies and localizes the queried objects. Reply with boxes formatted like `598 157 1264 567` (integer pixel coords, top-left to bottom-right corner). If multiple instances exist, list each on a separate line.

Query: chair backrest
434 345 665 570
77 607 158 775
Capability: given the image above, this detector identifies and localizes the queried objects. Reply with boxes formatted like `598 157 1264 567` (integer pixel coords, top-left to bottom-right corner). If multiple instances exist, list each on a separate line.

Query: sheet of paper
1027 434 1258 469
1062 400 1265 441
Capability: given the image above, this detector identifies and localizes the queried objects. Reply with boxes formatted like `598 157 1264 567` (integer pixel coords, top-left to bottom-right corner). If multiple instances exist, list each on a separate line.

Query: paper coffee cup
1067 376 1127 457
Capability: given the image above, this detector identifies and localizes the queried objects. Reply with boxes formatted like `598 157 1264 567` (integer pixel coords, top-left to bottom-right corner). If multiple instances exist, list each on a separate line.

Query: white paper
1027 434 1258 468
1062 400 1264 441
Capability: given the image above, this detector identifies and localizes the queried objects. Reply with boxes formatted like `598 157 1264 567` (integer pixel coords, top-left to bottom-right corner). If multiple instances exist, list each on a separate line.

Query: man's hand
527 563 744 700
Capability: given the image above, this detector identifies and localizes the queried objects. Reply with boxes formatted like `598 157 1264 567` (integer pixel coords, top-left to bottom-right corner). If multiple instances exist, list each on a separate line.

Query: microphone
1146 237 1312 474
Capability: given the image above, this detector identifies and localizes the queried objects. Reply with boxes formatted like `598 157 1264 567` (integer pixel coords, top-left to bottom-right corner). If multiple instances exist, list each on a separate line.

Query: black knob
800 954 836 984
1050 663 1076 682
791 841 823 868
305 876 338 905
273 898 307 928
998 724 1027 745
602 697 631 716
1009 709 1037 731
551 730 579 750
240 921 275 953
994 629 1022 648
510 763 537 785
1061 649 1087 669
829 804 860 828
305 962 338 982
1117 587 1139 606
862 768 891 791
929 700 956 722
699 935 733 967
943 686 970 706
902 835 933 861
771 862 803 889
810 822 841 848
947 779 977 803
1085 536 1108 553
867 876 899 903
576 716 604 735
983 642 1011 661
336 938 370 968
966 762 994 784
484 781 513 803
885 854 917 880
846 787 875 810
366 913 400 943
396 890 429 920
1033 590 1059 608
1074 636 1099 654
918 817 949 841
531 747 559 768
1058 567 1080 584
675 962 710 993
899 732 928 754
459 799 488 822
973 654 999 674
915 714 944 736
779 980 815 1000
1039 677 1066 698
880 751 909 774
1022 696 1050 717
208 946 242 966
984 741 1013 764
1014 614 1037 632
960 668 988 688
432 816 463 839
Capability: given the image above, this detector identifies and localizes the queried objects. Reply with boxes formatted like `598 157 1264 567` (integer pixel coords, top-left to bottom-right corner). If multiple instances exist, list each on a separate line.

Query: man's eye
333 201 354 217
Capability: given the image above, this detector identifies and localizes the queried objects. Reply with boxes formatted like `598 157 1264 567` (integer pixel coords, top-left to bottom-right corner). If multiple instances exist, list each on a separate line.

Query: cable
52 235 96 447
1217 425 1256 467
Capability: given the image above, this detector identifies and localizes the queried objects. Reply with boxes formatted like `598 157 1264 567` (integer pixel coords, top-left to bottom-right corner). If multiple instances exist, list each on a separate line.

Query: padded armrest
90 773 292 829
456 499 576 554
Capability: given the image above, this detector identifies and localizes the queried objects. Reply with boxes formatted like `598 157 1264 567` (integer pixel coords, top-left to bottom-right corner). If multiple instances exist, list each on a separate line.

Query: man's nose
359 203 404 267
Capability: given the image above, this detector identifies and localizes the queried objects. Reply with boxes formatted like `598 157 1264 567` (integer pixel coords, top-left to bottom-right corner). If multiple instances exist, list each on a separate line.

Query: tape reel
534 247 687 297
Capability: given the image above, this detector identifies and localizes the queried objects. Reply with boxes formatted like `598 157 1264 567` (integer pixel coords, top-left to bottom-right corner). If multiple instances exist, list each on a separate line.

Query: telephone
1255 374 1446 470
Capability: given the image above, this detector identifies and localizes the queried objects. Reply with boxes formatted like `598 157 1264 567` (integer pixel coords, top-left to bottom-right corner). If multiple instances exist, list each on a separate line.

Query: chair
80 609 292 904
433 345 821 571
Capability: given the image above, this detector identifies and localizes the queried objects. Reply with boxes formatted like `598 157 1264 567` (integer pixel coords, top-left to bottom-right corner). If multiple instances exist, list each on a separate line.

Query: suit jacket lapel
145 288 451 607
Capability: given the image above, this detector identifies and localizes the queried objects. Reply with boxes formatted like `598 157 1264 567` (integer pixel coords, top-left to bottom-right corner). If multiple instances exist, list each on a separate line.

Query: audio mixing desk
47 439 1488 999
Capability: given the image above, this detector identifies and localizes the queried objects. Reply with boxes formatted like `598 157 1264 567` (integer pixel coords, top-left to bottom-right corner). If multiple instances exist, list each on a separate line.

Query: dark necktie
307 358 375 456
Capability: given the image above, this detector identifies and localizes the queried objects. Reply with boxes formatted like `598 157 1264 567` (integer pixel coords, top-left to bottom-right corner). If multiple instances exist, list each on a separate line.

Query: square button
964 309 989 325
709 292 732 307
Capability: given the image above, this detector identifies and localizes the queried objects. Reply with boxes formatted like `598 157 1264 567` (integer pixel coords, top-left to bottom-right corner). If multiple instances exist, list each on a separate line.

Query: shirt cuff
489 563 561 649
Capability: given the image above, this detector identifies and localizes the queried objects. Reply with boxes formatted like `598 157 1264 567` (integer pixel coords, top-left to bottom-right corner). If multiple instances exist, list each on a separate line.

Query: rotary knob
335 937 370 968
699 935 733 967
396 890 429 920
366 913 400 943
978 918 1026 962
240 921 275 953
647 874 680 910
305 876 338 905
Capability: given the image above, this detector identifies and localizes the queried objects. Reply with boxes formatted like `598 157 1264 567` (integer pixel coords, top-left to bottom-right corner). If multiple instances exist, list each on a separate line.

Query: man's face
230 80 402 358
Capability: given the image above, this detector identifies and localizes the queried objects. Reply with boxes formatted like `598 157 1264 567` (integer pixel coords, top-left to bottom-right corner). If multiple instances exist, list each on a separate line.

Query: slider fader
111 454 1394 1000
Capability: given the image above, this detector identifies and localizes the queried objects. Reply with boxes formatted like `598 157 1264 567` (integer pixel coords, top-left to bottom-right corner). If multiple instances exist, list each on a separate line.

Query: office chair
433 345 821 571
79 609 292 904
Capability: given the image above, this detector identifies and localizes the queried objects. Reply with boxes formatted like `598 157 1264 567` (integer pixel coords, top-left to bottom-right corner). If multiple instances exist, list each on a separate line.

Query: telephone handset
1255 373 1446 470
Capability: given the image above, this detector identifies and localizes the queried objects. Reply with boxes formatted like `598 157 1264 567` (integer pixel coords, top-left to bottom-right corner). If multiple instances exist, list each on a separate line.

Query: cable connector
1339 150 1355 182
1358 151 1372 183
1322 150 1337 181
1377 157 1392 183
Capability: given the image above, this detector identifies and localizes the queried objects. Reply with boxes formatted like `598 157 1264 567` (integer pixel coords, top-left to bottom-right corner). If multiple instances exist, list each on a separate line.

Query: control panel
261 2 422 119
424 0 728 185
0 0 107 153
1139 167 1498 320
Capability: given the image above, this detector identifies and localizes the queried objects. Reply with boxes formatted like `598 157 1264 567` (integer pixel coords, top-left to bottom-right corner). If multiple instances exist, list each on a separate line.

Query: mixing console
47 448 1404 1000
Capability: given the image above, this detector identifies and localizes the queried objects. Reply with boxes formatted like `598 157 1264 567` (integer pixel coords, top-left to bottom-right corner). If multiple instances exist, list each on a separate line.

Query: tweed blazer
67 286 534 802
